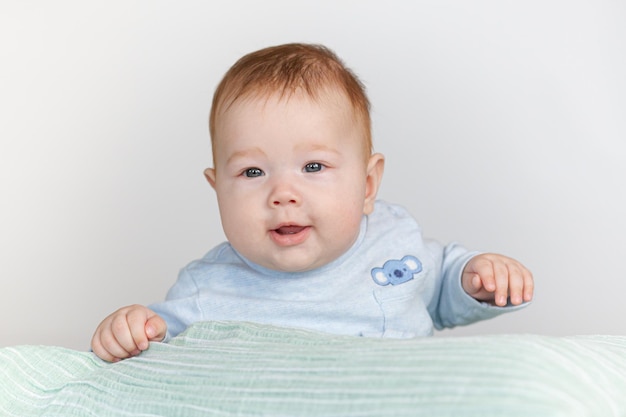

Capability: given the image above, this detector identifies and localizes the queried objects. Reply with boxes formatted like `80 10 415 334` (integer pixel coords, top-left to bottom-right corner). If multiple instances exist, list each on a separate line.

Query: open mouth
270 224 310 246
274 225 307 235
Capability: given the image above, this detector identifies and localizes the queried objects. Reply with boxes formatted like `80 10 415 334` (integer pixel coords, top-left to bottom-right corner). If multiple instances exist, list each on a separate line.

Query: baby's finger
506 263 526 305
127 308 151 352
472 258 496 293
93 326 132 362
470 273 483 293
145 314 167 342
523 268 535 302
110 314 141 357
493 261 510 307
91 331 118 362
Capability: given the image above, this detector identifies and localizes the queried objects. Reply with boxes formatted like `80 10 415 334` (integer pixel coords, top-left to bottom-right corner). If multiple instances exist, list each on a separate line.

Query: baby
92 43 534 362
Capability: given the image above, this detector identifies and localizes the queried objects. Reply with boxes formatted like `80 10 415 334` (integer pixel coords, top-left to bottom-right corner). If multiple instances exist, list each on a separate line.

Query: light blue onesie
150 201 525 340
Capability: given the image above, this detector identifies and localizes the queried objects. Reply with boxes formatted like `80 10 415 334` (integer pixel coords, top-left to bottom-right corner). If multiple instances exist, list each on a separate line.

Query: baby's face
206 91 374 272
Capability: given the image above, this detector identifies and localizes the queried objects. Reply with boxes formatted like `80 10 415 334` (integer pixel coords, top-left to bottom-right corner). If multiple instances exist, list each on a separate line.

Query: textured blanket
1 321 625 416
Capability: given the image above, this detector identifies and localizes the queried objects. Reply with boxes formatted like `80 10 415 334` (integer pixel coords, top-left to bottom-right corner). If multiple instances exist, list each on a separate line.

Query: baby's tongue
276 226 305 235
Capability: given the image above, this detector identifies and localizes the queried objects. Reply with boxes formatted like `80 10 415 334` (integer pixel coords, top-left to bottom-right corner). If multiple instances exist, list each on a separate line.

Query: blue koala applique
371 255 422 286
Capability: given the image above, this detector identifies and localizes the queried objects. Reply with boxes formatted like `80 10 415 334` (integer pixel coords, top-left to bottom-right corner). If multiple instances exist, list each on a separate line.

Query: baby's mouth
270 224 311 246
274 225 307 235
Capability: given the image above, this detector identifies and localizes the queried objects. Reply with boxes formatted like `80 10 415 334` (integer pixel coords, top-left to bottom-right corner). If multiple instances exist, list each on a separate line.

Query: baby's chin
252 250 340 274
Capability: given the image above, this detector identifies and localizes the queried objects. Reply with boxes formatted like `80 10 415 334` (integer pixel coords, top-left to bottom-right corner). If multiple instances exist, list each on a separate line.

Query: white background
1 1 625 349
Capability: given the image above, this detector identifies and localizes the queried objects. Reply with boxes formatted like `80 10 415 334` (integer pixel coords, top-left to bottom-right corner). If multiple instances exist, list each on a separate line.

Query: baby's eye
303 162 324 173
242 167 264 178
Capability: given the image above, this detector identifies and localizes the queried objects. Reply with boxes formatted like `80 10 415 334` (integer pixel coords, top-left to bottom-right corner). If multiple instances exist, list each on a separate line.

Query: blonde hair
209 43 372 163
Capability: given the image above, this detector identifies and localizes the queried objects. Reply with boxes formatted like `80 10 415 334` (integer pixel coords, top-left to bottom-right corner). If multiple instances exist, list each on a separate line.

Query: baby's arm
91 305 167 362
461 254 534 307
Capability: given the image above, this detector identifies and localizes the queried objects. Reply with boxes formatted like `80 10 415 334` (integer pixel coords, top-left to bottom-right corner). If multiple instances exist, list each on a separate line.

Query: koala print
371 255 422 286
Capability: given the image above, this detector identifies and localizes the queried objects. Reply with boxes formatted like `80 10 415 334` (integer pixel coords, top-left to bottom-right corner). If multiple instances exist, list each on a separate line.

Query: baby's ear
363 153 385 215
204 168 217 189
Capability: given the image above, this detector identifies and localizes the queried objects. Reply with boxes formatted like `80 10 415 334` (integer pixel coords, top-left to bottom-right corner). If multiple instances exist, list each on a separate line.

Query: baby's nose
272 196 298 206
268 181 301 207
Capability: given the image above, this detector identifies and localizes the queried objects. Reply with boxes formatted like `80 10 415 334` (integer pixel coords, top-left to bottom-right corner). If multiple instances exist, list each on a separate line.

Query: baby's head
205 43 384 272
209 43 372 165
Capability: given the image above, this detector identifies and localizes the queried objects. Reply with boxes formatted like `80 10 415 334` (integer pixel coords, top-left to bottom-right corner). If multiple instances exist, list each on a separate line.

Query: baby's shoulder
184 242 240 273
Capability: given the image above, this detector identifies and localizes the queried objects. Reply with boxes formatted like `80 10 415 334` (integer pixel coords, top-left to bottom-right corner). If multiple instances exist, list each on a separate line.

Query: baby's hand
91 304 166 362
462 253 534 307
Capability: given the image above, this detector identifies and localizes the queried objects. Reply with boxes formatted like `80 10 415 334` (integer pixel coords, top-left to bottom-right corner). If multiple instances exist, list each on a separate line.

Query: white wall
1 1 625 349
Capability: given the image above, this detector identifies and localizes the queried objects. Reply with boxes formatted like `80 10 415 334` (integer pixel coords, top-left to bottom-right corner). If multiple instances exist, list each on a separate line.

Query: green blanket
1 321 625 416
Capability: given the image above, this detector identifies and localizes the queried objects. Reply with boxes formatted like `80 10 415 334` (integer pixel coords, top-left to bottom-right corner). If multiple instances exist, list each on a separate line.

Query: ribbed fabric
2 321 626 416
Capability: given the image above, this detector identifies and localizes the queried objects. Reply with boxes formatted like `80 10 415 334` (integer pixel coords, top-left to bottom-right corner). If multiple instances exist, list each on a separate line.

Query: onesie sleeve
427 241 528 330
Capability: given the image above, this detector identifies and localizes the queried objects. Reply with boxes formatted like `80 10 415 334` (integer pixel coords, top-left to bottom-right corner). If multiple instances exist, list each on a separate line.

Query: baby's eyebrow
225 147 267 165
296 143 341 155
